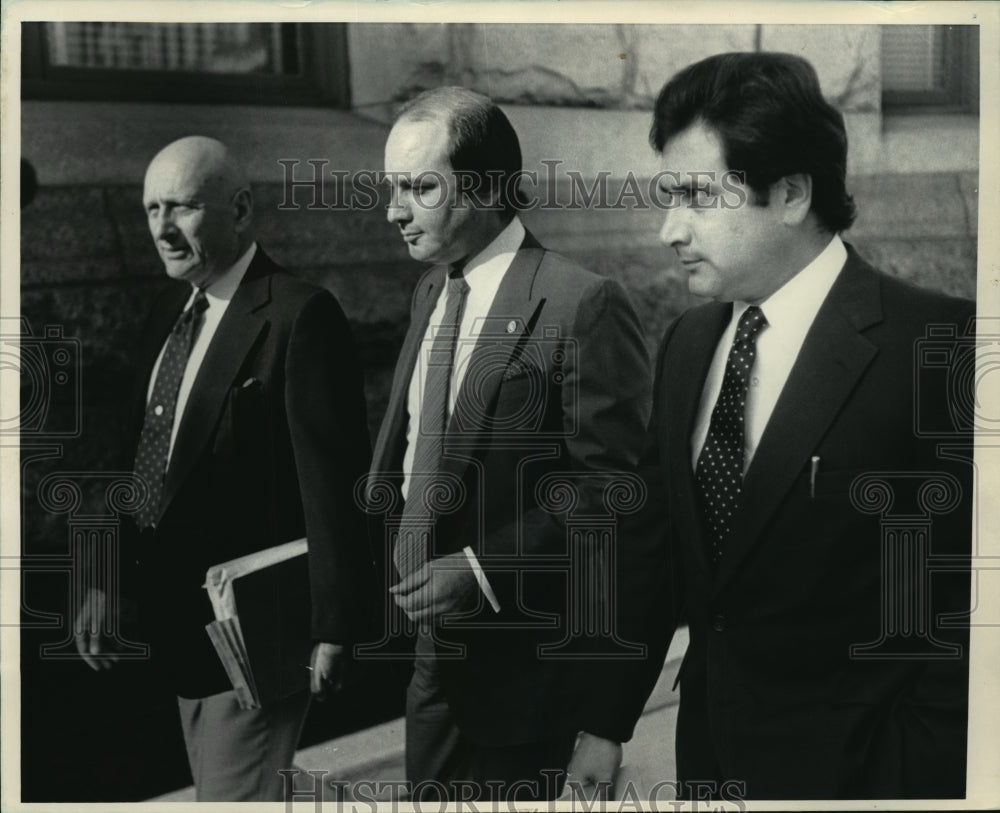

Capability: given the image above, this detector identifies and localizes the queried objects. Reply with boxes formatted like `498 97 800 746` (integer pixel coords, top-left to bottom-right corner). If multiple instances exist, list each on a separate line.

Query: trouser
405 632 576 803
177 688 311 801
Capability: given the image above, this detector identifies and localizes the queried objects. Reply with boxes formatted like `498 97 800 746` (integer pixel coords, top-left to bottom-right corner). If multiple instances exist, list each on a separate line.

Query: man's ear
777 172 812 226
472 174 503 212
232 187 254 233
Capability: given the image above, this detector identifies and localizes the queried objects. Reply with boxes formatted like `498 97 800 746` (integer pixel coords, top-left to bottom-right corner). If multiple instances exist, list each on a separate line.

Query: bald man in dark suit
75 136 375 801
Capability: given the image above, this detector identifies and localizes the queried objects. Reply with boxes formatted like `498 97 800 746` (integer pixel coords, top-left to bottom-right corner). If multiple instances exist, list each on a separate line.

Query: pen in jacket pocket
810 455 820 498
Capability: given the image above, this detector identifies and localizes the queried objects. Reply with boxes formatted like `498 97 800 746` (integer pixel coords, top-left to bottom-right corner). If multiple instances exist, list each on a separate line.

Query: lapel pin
506 320 517 334
241 377 258 388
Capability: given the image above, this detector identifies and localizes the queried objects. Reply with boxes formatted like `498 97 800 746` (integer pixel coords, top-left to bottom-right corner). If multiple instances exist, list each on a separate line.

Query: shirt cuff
462 546 501 613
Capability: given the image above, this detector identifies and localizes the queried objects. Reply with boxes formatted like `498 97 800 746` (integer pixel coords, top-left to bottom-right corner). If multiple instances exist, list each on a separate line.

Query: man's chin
163 261 201 283
405 242 445 265
406 246 431 263
686 280 715 300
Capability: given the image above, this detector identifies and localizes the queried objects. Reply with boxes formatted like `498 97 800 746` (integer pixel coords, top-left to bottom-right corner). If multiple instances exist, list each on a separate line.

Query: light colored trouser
177 688 311 801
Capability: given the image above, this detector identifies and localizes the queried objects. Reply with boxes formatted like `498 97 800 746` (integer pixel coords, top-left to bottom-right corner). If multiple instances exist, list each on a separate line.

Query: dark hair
650 52 856 233
395 86 526 215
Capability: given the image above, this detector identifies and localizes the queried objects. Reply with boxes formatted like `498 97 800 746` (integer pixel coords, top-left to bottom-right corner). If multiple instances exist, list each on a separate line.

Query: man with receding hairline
370 88 670 802
74 135 375 801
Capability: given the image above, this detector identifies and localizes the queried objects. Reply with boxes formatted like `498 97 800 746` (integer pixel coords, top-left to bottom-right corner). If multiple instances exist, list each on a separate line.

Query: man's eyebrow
658 175 716 192
658 176 695 192
143 195 200 207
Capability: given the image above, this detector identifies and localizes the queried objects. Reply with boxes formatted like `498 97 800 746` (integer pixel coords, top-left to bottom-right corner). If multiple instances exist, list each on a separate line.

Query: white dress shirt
401 217 527 611
146 242 256 466
691 235 847 472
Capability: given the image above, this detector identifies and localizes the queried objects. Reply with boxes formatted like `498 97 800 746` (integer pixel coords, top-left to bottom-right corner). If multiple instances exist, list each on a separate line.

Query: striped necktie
394 268 470 579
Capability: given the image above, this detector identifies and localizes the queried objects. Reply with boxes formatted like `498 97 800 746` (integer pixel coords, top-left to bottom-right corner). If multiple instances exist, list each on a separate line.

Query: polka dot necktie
133 290 209 530
394 268 470 580
695 305 768 567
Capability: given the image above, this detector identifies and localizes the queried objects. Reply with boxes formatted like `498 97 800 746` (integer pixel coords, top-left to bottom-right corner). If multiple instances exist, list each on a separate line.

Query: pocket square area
501 361 539 381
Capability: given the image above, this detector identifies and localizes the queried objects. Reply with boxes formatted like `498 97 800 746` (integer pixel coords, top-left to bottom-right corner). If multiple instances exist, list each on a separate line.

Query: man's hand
74 587 119 672
389 552 479 623
309 642 350 701
564 732 622 800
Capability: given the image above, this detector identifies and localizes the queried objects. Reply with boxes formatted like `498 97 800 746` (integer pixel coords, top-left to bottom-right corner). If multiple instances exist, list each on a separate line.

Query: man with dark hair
643 53 973 798
650 52 857 235
74 136 375 801
369 87 670 801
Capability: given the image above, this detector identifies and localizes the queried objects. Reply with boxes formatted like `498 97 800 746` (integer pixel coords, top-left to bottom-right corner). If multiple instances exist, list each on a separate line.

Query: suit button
712 613 726 632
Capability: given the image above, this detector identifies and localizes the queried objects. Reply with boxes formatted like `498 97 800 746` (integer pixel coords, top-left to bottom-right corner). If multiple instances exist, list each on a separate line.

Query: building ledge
20 101 389 186
21 101 980 192
880 113 980 175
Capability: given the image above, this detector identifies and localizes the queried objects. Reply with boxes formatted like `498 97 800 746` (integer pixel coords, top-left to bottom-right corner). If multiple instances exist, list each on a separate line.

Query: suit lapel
371 231 546 501
665 302 731 578
370 267 446 480
442 233 547 482
158 252 274 521
714 250 883 592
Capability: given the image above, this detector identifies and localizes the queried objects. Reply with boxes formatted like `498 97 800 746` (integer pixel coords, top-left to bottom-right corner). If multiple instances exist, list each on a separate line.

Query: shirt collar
732 234 847 329
460 217 525 288
196 242 257 305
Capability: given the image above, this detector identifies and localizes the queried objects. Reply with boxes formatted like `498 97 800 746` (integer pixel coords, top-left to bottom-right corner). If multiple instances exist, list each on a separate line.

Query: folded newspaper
203 538 311 710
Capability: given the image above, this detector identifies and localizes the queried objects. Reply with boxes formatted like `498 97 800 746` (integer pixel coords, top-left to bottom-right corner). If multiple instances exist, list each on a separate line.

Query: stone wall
349 24 879 117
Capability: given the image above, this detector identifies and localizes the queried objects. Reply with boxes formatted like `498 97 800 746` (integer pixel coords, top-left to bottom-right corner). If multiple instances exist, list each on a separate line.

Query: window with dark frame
22 22 978 116
881 24 980 114
21 21 349 107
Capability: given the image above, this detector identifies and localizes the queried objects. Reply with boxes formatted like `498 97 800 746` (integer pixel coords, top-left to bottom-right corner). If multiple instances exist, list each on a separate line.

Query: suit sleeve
560 278 650 477
861 298 974 796
285 290 377 644
574 303 680 744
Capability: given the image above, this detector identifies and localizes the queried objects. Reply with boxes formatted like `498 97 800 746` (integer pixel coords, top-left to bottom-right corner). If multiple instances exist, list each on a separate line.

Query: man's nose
151 211 178 241
659 208 691 248
386 190 410 225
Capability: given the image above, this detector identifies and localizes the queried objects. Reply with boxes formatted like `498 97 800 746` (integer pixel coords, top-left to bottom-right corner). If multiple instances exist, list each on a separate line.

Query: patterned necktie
134 290 209 529
695 305 768 567
394 268 470 579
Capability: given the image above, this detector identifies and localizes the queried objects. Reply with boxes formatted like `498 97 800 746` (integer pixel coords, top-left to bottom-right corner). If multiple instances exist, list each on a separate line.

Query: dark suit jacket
368 230 672 746
651 246 973 798
126 248 375 699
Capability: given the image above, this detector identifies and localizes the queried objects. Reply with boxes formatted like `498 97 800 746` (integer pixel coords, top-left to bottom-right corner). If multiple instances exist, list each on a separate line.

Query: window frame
20 22 350 107
881 24 980 115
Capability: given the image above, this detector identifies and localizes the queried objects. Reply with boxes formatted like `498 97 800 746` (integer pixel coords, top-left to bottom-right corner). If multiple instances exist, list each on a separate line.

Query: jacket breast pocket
809 468 872 500
501 358 540 383
492 365 549 431
227 376 267 444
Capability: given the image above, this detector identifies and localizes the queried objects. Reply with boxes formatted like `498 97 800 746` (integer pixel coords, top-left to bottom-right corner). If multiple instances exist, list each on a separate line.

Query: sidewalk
152 628 688 802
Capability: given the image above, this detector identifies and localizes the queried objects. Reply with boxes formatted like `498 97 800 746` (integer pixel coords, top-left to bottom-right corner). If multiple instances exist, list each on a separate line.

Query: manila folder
203 538 312 710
